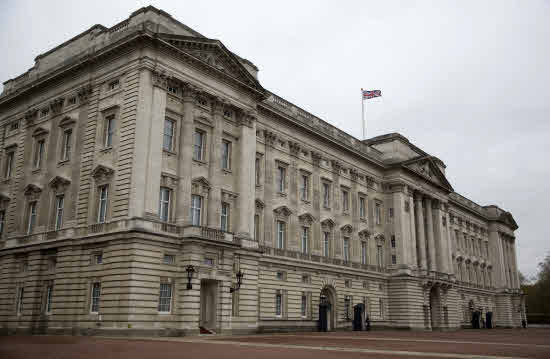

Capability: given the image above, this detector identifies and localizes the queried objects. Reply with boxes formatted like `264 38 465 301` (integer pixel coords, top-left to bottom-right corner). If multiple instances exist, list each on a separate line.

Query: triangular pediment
273 205 292 217
403 156 454 192
24 183 42 196
160 35 264 92
298 212 315 225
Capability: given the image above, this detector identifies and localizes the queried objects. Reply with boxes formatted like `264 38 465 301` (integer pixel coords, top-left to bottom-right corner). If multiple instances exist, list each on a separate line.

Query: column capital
152 70 169 90
414 191 424 202
311 151 323 167
211 96 227 115
181 83 200 102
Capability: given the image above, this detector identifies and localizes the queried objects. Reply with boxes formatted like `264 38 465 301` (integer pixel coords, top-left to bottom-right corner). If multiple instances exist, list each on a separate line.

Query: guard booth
353 303 365 331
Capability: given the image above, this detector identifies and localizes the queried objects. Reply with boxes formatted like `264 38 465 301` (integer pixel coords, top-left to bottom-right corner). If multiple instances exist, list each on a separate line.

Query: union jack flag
362 89 382 99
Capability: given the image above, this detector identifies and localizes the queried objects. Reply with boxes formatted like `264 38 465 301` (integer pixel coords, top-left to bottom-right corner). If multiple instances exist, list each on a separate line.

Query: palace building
0 6 524 335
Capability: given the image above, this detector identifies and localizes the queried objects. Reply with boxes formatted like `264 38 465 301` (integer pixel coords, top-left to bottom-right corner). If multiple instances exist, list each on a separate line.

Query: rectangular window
342 190 349 212
275 291 282 316
68 96 77 105
254 214 260 240
27 201 37 234
323 183 330 207
5 152 14 178
97 185 108 223
90 282 101 313
300 175 309 201
163 119 175 151
276 271 284 280
388 208 394 223
221 202 230 231
361 241 367 265
359 197 366 218
375 203 382 225
34 139 45 169
163 254 175 264
301 275 310 283
40 108 49 118
379 298 385 319
221 140 231 170
158 283 172 313
276 221 285 249
93 253 103 265
391 254 397 265
391 235 396 248
61 129 72 161
204 258 214 266
301 293 307 317
191 195 202 226
277 166 286 192
16 287 24 315
377 245 383 267
55 195 64 230
0 210 5 236
255 157 261 185
159 187 171 222
108 79 120 91
45 285 53 313
301 226 308 254
193 130 204 161
323 232 330 257
104 115 115 147
343 237 350 262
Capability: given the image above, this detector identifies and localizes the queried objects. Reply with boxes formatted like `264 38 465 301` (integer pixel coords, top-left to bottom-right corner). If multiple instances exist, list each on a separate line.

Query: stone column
407 188 418 269
311 152 322 255
444 204 454 276
511 242 520 289
176 84 197 225
489 227 507 289
414 192 427 271
425 196 436 272
391 185 410 268
235 111 257 240
207 97 225 228
331 160 342 257
288 142 299 252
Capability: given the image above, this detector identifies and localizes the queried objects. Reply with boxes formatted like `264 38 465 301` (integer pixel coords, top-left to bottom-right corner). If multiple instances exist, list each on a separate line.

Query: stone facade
0 6 524 335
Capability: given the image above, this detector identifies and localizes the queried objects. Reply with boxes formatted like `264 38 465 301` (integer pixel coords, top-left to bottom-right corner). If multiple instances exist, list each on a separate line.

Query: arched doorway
429 286 442 330
319 286 336 331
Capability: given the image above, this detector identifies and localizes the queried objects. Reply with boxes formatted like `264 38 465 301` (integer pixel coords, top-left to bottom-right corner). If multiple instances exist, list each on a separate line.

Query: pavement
1 328 549 359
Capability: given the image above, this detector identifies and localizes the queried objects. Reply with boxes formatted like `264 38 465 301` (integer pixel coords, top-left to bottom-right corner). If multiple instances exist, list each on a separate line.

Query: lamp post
230 270 244 293
185 265 195 290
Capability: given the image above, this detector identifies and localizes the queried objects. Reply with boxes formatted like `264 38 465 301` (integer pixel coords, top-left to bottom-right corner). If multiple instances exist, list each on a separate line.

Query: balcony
181 225 234 243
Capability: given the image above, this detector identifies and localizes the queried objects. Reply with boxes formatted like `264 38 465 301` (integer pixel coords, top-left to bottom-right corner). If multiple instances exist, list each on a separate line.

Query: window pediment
192 176 211 196
24 183 42 198
49 176 71 192
59 116 76 128
161 172 179 189
91 164 115 182
321 218 335 230
32 127 49 137
298 213 315 226
340 224 353 235
358 229 371 240
255 199 265 212
273 205 292 218
374 233 385 244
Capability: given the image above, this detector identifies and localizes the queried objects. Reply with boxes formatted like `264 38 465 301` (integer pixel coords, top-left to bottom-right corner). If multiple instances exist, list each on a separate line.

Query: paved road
1 329 548 359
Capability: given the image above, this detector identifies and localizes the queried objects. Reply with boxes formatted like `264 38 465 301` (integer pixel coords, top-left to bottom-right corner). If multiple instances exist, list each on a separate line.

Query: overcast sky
1 0 548 278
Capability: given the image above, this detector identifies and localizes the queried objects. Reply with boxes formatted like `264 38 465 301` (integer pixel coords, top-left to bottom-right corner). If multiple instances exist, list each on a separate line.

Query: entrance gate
318 286 335 331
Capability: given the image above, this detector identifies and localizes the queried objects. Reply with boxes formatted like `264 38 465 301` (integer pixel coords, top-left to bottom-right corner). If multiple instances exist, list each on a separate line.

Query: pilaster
414 193 427 271
425 197 436 272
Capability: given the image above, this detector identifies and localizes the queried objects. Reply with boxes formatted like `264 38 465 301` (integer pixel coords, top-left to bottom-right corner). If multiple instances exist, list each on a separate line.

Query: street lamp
230 270 244 293
185 265 195 290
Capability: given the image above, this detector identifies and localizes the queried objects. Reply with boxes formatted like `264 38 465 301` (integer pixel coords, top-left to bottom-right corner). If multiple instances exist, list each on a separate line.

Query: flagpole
361 88 365 140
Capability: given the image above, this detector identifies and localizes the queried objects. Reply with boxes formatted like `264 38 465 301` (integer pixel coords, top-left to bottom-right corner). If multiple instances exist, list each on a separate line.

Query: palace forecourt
0 6 524 336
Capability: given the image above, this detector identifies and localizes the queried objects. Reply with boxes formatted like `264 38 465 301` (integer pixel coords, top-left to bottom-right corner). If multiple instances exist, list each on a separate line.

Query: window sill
57 159 70 167
193 159 208 166
100 147 113 153
222 168 232 174
31 168 42 174
300 199 311 205
277 192 287 197
1 178 12 184
322 206 331 211
360 218 367 223
342 211 350 216
163 149 177 156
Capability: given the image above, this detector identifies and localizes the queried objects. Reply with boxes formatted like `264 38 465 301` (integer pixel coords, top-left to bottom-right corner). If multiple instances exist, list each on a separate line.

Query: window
93 253 103 265
277 166 286 192
16 287 24 315
391 235 396 248
221 140 231 170
159 187 171 222
322 183 330 207
55 195 64 230
255 157 261 185
361 241 367 264
108 79 120 91
9 121 19 131
221 202 230 231
90 282 101 313
276 271 284 280
68 96 77 105
254 214 260 240
61 129 72 161
276 221 286 249
342 190 349 212
4 151 14 178
375 202 382 225
301 226 308 254
343 237 350 262
40 108 49 118
48 257 57 271
379 298 385 319
359 196 366 219
377 245 383 267
300 175 309 201
345 280 352 288
163 254 175 265
191 195 202 226
391 254 397 265
104 115 115 147
193 130 204 161
163 119 175 151
167 85 179 94
485 242 489 257
158 282 172 313
45 284 53 313
27 201 37 234
301 275 310 284
363 281 368 289
34 139 45 169
97 185 108 223
275 290 282 317
323 232 330 257
301 293 307 317
388 208 394 223
204 258 214 266
0 210 4 236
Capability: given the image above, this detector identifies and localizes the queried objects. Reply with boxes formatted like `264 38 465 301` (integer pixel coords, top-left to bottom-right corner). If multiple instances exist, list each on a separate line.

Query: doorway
319 286 336 331
200 279 218 331
429 286 442 330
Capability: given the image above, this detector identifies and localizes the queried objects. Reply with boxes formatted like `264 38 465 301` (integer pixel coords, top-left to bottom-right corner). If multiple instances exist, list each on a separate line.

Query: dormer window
223 109 233 118
167 86 179 94
68 97 77 105
108 79 120 91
